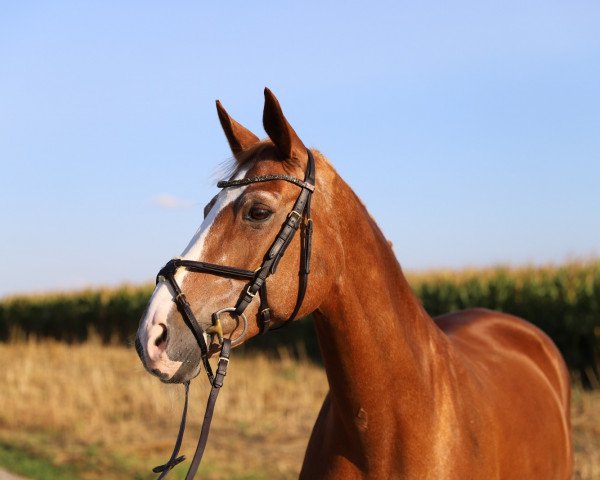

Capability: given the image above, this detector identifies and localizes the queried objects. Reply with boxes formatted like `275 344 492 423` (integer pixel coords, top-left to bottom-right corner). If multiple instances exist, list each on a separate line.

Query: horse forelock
217 141 310 184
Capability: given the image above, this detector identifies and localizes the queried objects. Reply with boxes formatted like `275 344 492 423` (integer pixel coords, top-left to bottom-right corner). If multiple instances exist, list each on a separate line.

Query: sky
1 1 599 296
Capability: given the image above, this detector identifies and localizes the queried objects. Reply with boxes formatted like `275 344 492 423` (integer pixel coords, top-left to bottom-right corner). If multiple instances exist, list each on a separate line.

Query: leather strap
152 381 190 478
218 174 314 191
152 340 231 480
273 194 313 330
157 258 255 283
258 282 271 334
160 271 214 382
184 339 231 480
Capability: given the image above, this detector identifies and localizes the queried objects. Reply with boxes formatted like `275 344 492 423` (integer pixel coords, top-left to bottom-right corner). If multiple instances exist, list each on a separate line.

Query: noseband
151 149 316 479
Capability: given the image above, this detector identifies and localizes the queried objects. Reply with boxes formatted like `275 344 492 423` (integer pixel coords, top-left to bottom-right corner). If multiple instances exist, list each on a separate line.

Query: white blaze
138 164 250 370
175 166 251 284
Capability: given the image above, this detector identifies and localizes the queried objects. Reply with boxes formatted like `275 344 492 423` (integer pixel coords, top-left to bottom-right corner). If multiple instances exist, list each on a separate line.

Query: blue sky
1 1 599 296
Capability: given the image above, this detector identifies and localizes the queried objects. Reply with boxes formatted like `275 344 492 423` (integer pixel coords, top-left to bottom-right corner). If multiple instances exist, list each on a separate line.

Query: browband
218 174 314 191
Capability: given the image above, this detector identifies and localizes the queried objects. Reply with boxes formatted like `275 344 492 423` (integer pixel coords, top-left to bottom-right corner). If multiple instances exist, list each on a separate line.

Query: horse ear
216 100 260 157
262 88 306 160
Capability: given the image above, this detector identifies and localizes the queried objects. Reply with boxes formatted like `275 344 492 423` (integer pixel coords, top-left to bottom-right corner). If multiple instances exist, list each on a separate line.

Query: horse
136 88 573 479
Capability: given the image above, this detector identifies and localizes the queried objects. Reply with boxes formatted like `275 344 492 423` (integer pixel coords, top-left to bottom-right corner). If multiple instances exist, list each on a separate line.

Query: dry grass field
0 340 598 479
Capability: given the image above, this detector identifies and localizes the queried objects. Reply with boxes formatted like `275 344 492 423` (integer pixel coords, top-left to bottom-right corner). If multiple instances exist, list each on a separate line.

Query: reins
151 149 316 479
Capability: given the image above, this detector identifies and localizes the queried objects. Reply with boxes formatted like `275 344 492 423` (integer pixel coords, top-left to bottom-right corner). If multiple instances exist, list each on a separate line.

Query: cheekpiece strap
232 149 315 320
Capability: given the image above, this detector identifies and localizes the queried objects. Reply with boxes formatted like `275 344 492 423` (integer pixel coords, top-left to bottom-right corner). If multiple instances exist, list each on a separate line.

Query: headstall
150 149 316 479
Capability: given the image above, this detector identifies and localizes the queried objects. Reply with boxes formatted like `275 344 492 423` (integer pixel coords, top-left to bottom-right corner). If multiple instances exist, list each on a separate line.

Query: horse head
136 89 338 383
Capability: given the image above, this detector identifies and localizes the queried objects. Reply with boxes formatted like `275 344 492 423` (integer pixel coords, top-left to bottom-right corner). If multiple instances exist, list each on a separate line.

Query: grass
0 340 598 479
0 443 79 480
571 387 600 479
0 340 327 479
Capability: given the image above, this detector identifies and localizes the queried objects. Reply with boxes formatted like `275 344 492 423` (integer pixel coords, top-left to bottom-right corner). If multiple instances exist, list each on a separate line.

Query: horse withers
136 89 573 479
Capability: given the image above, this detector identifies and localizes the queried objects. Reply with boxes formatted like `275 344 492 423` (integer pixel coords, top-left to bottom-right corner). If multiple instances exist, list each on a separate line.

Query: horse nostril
155 324 168 348
146 323 170 362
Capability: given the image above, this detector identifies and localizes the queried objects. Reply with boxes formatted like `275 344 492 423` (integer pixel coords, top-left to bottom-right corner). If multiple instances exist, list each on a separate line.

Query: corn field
1 260 599 386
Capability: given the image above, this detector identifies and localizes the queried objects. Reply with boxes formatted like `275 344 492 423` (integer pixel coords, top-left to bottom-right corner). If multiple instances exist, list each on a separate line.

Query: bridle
150 149 316 479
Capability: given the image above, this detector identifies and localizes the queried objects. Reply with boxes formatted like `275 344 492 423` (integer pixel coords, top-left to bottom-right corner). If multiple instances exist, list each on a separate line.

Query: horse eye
248 205 272 222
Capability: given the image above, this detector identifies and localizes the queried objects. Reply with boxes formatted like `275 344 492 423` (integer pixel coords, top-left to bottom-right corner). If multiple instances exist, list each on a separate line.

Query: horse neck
315 173 450 453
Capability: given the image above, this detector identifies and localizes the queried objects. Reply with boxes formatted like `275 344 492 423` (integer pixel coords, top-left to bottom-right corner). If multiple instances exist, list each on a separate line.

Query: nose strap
157 258 255 284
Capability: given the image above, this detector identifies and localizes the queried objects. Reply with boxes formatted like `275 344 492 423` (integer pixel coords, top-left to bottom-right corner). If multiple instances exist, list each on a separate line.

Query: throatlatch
151 149 316 479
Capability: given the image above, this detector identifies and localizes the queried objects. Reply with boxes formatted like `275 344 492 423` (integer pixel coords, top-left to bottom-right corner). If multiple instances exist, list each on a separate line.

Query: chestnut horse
136 89 572 479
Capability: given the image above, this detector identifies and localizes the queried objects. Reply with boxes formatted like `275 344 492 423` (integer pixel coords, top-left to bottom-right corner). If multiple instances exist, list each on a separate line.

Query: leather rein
150 149 316 479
